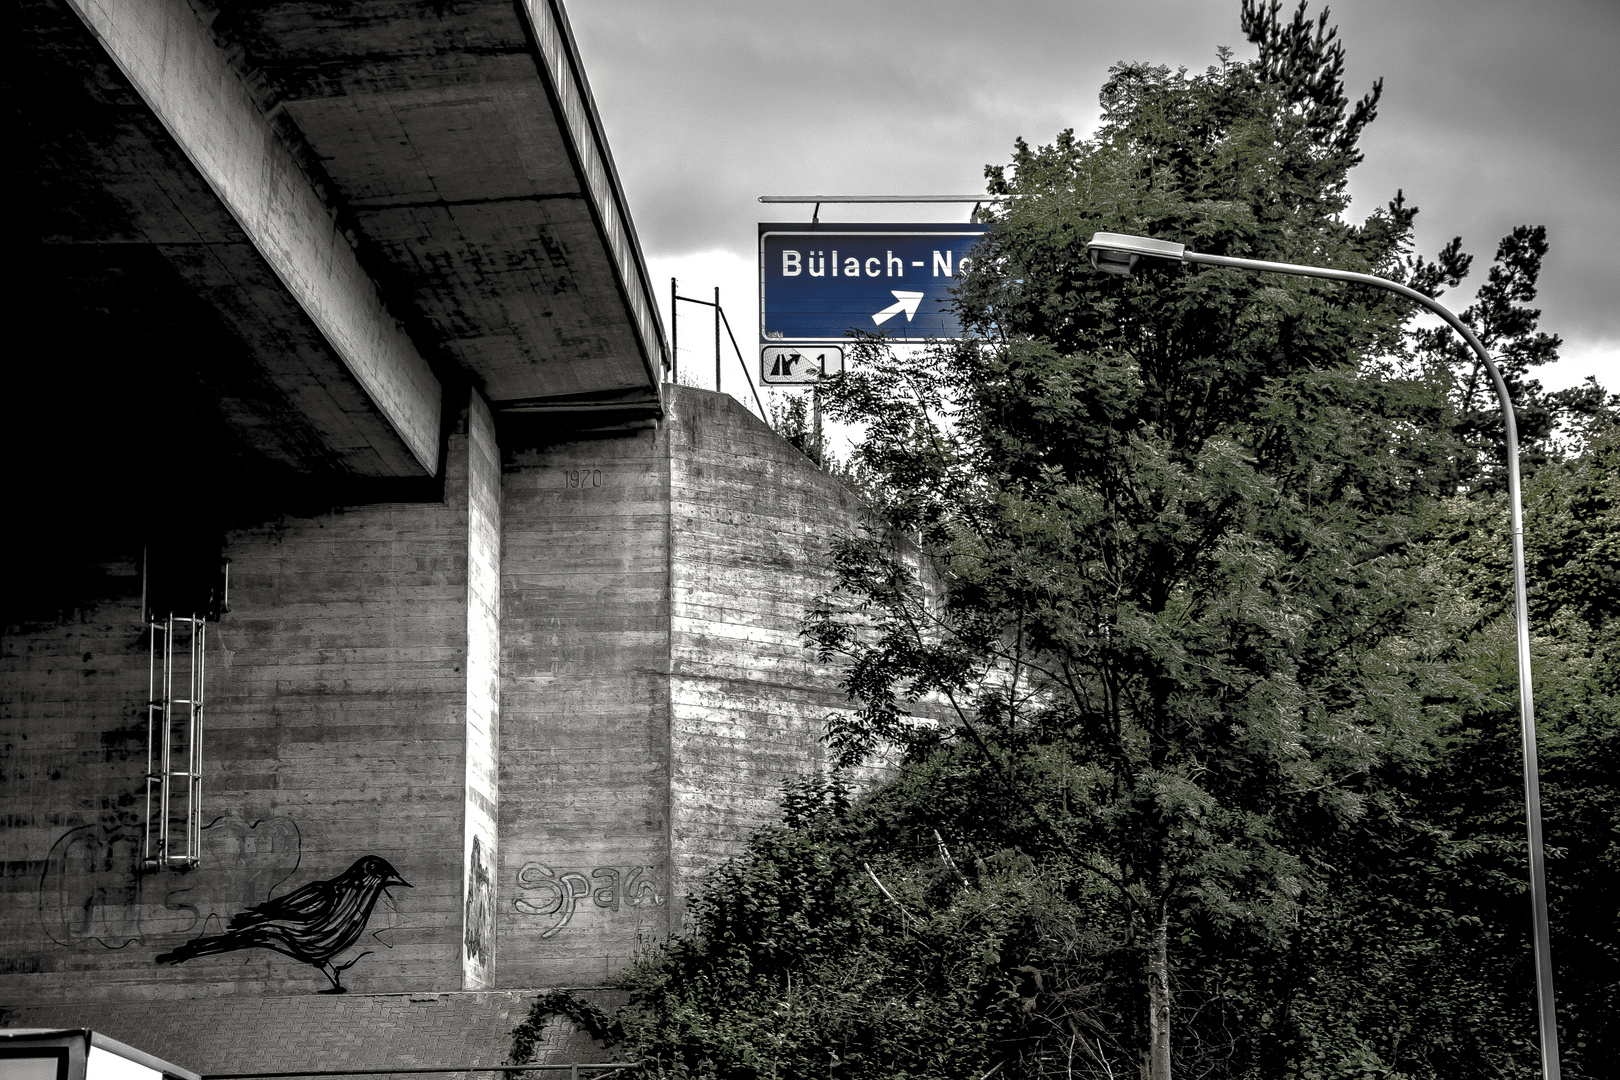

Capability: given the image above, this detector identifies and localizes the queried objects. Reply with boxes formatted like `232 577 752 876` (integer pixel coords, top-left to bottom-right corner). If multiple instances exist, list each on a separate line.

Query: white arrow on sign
872 291 925 326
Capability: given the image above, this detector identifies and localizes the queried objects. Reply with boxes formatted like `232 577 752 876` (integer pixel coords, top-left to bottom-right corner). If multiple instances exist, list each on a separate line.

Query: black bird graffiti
156 855 410 993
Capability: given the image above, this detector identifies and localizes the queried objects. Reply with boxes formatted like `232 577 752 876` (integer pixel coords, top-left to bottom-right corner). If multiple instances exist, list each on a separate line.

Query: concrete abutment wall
498 415 675 985
3 387 874 1065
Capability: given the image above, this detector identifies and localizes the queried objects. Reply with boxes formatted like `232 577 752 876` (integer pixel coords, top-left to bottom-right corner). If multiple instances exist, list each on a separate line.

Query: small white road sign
761 345 845 384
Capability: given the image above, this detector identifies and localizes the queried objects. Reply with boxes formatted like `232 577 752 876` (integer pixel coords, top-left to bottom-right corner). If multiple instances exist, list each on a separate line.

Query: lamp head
1088 248 1138 276
1086 232 1187 276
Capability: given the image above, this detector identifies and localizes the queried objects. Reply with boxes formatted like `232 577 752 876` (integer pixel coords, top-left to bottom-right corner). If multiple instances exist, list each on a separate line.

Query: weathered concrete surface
493 387 874 980
1 0 737 1064
1 400 497 1001
498 421 675 986
66 0 443 474
459 394 503 989
665 390 871 928
13 0 667 508
1 388 879 1040
15 0 435 480
205 0 665 408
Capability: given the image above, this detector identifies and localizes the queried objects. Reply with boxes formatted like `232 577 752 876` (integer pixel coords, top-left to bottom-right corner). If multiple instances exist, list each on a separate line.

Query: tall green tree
1403 222 1607 488
1414 413 1620 1076
808 2 1463 1075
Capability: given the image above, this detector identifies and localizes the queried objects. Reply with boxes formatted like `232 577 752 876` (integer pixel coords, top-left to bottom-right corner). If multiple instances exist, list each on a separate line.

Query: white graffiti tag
513 862 665 937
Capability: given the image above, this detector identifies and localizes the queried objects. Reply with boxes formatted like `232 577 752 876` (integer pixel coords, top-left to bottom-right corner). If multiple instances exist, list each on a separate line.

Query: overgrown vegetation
509 2 1617 1076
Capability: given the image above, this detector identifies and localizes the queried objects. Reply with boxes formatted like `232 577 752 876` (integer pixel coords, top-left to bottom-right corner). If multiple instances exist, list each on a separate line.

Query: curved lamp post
1085 232 1561 1079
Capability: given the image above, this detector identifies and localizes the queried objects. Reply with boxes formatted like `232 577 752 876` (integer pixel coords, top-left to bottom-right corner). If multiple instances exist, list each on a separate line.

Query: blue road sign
759 222 988 344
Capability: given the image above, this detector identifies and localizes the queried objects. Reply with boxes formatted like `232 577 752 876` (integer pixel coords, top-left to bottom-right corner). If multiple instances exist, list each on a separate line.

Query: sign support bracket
760 195 1012 223
670 280 767 420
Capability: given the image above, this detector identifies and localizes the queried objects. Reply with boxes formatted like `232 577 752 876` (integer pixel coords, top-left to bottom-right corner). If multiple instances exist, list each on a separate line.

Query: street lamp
1085 232 1562 1080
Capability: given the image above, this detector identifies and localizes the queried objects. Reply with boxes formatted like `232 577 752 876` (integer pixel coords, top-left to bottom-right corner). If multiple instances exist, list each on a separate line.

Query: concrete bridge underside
12 0 666 554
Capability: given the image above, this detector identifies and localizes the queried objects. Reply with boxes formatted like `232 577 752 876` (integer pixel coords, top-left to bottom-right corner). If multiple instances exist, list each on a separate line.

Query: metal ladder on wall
145 612 205 870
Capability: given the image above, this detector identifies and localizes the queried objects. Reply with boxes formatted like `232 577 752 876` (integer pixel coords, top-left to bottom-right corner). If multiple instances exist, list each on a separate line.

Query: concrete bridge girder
22 0 666 493
223 0 666 408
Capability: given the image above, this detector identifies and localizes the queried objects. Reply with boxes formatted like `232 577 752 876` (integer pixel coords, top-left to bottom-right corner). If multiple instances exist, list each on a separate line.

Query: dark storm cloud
575 0 1232 242
572 0 1619 387
1337 0 1620 360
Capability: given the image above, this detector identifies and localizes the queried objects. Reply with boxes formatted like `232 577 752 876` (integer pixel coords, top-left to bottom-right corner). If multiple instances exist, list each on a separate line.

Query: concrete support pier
3 388 873 1066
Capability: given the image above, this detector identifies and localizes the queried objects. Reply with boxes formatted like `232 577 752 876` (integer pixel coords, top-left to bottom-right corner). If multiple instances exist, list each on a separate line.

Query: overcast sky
567 0 1618 405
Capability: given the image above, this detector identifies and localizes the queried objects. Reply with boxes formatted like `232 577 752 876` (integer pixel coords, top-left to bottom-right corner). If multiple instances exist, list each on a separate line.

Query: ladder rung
146 607 206 873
